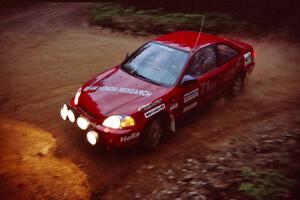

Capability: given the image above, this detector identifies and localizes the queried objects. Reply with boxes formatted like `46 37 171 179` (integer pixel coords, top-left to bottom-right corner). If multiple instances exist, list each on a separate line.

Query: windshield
121 42 189 86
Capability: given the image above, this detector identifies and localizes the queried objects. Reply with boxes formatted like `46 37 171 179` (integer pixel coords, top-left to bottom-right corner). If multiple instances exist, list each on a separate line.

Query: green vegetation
239 167 294 200
88 3 253 35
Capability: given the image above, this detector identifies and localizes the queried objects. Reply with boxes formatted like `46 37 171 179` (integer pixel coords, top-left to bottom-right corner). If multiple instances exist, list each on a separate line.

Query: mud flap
169 114 176 133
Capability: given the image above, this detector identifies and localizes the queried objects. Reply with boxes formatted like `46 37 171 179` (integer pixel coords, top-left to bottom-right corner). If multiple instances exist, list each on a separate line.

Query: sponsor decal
99 86 152 97
99 86 118 92
183 102 198 113
199 80 217 95
244 52 252 66
138 99 162 112
184 88 199 103
83 85 99 92
144 104 166 118
120 132 140 142
170 102 178 111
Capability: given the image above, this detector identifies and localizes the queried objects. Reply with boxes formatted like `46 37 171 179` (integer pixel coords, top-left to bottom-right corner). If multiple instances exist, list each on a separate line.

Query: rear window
217 44 238 65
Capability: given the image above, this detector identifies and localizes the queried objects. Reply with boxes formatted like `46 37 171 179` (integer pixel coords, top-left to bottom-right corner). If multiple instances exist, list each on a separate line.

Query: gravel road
0 3 299 200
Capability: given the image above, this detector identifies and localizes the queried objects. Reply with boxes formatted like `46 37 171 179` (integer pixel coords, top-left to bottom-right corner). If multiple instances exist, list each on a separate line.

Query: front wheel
229 73 246 96
141 118 163 152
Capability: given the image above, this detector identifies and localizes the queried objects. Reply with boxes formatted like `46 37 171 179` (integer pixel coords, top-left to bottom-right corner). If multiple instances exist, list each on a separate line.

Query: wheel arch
144 110 174 135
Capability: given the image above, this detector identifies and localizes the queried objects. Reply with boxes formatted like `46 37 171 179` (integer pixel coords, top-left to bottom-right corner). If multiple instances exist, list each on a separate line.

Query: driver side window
186 46 217 77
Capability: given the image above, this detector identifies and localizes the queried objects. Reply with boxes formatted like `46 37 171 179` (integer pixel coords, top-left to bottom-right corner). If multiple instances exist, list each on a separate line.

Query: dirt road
0 3 299 200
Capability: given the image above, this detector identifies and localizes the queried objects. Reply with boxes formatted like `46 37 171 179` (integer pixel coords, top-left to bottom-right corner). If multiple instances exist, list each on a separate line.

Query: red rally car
60 31 255 151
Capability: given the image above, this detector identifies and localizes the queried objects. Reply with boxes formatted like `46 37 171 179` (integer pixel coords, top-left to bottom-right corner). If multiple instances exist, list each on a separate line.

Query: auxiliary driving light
77 116 89 130
87 130 98 145
67 109 76 123
60 104 68 120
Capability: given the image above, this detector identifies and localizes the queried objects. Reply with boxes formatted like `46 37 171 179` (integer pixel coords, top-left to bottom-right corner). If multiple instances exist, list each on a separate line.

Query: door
180 45 220 113
215 43 240 92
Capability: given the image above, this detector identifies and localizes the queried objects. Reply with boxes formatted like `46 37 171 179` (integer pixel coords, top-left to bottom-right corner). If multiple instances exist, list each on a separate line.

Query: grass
88 3 257 36
239 167 295 200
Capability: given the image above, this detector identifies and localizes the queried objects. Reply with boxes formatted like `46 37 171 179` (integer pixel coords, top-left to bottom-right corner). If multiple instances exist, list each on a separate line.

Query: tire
141 118 163 151
229 72 246 96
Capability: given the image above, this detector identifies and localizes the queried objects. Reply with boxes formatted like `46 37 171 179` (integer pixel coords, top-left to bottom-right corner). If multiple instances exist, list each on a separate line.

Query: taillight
243 52 252 66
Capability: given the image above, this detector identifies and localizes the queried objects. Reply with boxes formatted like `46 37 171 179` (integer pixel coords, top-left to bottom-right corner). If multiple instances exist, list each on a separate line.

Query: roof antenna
192 15 205 51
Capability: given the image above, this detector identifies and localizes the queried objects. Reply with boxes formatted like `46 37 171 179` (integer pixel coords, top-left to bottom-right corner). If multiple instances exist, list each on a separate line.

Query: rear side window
186 46 218 77
217 44 238 65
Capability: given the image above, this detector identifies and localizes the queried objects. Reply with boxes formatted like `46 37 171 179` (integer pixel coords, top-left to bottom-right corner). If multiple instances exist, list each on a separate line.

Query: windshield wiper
121 63 131 73
131 71 161 86
121 64 162 86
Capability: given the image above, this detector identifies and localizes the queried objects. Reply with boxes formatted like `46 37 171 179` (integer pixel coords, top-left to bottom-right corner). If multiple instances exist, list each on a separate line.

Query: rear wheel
229 72 246 96
141 118 163 151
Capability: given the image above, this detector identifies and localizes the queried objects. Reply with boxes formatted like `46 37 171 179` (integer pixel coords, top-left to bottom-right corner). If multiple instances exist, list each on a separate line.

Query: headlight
74 88 81 105
102 115 135 129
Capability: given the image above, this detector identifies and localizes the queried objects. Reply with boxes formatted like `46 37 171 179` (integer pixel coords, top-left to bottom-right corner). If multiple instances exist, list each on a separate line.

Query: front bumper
60 104 141 148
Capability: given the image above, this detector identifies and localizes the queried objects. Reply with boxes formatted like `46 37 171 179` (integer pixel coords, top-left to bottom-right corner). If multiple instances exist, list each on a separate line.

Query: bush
239 167 294 200
88 3 256 35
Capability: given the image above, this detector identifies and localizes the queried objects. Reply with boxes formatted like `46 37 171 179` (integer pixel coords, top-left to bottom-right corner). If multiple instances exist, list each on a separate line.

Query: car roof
154 31 223 52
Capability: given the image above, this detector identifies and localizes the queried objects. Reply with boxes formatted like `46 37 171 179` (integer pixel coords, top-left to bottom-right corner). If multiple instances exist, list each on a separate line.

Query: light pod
60 104 68 120
86 130 99 145
77 116 90 130
67 109 76 123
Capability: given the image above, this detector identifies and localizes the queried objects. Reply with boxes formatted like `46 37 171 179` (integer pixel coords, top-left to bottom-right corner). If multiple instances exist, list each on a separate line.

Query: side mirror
125 53 130 59
180 75 197 86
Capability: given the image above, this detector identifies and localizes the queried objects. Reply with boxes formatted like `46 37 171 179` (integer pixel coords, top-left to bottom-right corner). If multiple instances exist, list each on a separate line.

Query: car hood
78 66 170 119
